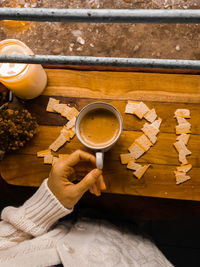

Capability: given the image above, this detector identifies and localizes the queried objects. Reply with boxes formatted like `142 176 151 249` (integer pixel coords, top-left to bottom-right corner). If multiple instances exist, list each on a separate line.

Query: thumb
75 168 102 194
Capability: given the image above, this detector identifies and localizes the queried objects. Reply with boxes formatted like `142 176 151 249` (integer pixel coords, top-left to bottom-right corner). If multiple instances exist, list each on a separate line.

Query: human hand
47 150 106 209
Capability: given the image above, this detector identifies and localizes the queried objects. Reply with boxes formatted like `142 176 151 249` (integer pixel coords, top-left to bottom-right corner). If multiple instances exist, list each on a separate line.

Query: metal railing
0 8 200 70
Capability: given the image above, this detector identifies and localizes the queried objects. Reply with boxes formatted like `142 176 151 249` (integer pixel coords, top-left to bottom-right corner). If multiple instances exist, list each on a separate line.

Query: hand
47 150 106 209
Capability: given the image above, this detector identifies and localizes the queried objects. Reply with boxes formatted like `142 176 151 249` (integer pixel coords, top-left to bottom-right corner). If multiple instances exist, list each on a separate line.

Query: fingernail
93 168 102 178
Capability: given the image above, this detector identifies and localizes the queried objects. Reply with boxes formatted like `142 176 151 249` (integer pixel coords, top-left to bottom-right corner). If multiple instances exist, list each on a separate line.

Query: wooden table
1 67 200 202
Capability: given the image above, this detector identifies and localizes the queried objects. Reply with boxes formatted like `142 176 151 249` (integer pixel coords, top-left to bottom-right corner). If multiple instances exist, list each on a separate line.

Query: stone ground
0 0 200 60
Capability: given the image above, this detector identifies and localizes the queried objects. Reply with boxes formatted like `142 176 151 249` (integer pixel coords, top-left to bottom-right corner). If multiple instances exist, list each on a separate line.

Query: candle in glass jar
0 39 47 99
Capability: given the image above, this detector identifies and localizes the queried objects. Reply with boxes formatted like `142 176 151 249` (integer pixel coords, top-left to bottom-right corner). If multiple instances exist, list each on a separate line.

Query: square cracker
176 123 191 134
142 122 159 137
125 102 139 114
174 109 190 118
120 153 135 164
127 160 141 170
133 164 150 179
178 150 188 165
134 102 150 119
37 149 51 158
176 174 191 185
176 164 192 173
128 143 145 159
176 117 189 125
144 108 157 123
53 103 67 114
173 141 191 155
152 118 162 129
49 134 68 152
65 107 79 120
66 116 76 129
46 98 60 112
61 105 72 118
135 134 152 151
176 134 190 145
44 154 53 164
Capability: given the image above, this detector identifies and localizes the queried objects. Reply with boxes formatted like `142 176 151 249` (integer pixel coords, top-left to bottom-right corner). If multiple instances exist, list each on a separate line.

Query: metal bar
0 8 200 23
0 55 199 70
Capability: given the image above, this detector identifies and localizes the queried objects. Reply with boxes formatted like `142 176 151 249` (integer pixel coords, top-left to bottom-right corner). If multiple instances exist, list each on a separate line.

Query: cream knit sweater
0 179 173 267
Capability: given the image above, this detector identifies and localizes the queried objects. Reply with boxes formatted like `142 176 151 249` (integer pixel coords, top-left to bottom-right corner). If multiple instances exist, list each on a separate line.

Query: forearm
0 179 73 250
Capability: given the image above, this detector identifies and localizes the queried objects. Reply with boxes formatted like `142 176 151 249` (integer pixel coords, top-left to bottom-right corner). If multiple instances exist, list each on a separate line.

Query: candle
0 39 47 99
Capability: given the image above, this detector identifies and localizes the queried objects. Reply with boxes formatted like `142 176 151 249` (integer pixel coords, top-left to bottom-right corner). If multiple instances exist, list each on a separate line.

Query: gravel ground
0 0 200 60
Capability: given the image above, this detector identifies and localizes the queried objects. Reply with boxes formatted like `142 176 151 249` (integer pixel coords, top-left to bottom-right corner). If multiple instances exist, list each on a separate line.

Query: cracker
61 105 72 118
60 127 71 141
152 118 162 129
65 107 79 120
176 174 191 185
53 103 66 114
176 134 190 145
66 116 76 129
120 153 135 164
176 117 189 125
173 141 191 155
44 154 53 164
135 134 152 152
176 123 191 134
174 109 191 118
127 160 141 170
49 134 68 152
179 150 188 165
134 102 150 119
37 149 51 158
177 164 192 173
133 164 150 179
125 102 138 114
128 143 145 159
52 157 59 165
46 98 60 112
144 108 157 123
142 122 159 137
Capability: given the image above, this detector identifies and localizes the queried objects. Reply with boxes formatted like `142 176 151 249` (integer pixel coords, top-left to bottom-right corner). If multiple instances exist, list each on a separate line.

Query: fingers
98 175 106 190
63 150 96 167
76 168 102 194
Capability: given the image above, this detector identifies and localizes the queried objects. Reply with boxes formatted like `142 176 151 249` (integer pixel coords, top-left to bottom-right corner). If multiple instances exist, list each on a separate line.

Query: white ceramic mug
75 102 123 169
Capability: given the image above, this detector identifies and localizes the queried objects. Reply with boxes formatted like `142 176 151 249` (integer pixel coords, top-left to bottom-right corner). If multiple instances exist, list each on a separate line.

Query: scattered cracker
49 134 68 152
53 103 66 114
44 154 53 164
66 116 76 129
175 172 191 185
176 134 190 145
120 153 135 164
65 107 79 121
135 134 152 152
142 122 159 137
128 143 145 159
176 123 191 134
152 118 162 129
179 150 188 165
174 109 191 118
127 160 141 170
37 149 51 158
134 102 150 119
144 108 157 123
133 164 150 179
176 117 189 125
68 129 76 139
173 141 191 155
60 127 71 141
125 102 138 114
177 164 192 173
46 98 60 112
61 105 72 118
59 154 70 159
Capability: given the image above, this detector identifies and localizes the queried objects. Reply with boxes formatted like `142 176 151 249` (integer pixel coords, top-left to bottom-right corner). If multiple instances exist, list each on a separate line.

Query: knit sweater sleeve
0 179 73 250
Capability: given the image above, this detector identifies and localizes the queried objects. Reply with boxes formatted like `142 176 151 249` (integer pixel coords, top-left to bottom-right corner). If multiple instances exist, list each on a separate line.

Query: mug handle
96 151 104 170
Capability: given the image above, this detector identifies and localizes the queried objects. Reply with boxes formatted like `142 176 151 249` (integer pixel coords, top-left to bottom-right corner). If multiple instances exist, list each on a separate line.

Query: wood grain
44 69 200 103
1 68 200 201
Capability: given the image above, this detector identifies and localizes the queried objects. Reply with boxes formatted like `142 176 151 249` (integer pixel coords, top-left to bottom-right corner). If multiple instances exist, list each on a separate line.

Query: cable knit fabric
0 179 173 267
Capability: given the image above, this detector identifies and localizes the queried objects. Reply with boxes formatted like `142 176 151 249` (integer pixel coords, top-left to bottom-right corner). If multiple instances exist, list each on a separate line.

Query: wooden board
1 68 200 201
